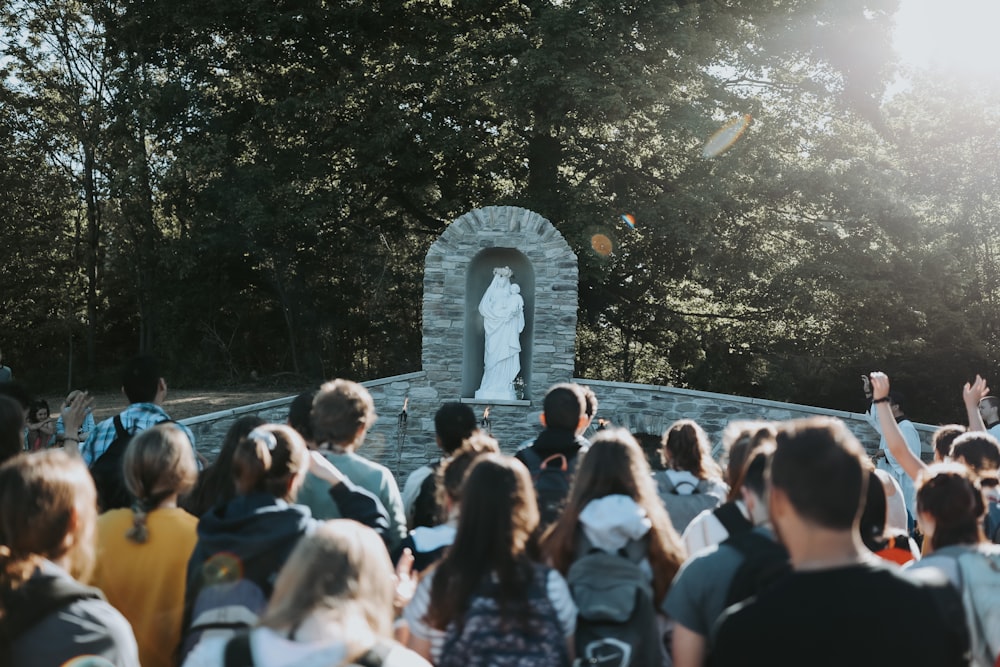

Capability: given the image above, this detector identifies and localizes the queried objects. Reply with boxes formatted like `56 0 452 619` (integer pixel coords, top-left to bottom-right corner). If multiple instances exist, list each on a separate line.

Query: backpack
654 472 724 534
410 461 444 529
438 563 569 667
0 576 104 663
983 500 1000 545
516 447 578 528
180 578 269 662
722 529 791 609
567 536 662 667
223 630 394 667
90 414 172 511
955 546 1000 667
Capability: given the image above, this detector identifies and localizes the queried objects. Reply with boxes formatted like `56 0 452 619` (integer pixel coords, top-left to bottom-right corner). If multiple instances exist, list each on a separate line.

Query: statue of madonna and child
475 266 525 401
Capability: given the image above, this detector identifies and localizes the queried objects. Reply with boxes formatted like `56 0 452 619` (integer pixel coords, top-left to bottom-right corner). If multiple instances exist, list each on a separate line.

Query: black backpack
516 447 577 528
722 529 791 608
89 414 174 512
89 415 135 512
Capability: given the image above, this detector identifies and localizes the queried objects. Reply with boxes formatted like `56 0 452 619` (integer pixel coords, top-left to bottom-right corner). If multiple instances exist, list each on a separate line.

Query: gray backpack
567 536 662 667
653 472 723 534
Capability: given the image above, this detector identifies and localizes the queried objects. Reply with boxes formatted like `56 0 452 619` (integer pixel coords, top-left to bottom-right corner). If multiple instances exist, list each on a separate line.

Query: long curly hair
426 454 540 630
662 419 723 481
541 428 686 605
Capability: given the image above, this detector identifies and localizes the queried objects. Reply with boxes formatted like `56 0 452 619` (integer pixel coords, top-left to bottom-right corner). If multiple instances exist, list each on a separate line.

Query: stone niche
422 206 578 406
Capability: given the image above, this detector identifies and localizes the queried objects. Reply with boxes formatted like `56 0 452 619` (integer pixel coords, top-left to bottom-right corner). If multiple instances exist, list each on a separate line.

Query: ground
45 387 295 422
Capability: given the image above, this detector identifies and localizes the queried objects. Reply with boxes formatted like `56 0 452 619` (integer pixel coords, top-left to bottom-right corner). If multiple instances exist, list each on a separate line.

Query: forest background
2 0 997 424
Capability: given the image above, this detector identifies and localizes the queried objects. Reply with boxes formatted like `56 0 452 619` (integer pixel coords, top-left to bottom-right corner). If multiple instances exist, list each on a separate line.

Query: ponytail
231 426 307 500
122 425 198 544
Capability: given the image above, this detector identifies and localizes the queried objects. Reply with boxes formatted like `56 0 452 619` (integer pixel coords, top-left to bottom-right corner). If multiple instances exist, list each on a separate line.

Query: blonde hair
123 424 198 543
260 520 395 643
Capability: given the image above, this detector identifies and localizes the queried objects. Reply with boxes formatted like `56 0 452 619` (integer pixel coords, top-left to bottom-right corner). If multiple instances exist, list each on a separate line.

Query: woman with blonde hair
92 423 199 667
182 520 429 667
542 428 686 666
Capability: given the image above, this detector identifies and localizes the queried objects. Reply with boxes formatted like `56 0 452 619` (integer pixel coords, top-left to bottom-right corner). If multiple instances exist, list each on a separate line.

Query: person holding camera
862 374 921 528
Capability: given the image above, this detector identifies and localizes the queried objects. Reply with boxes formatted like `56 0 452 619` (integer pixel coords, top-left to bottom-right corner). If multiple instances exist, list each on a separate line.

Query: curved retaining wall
180 374 936 487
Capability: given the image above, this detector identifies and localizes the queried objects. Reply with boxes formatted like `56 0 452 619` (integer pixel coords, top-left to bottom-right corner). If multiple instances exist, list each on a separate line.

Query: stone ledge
460 398 533 407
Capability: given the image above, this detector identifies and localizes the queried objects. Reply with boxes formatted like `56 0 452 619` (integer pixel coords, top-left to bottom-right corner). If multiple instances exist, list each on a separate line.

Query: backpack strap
223 632 254 667
713 502 753 536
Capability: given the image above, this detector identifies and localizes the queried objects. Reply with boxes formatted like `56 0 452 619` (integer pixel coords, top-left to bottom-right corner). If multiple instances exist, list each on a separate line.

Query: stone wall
181 375 936 488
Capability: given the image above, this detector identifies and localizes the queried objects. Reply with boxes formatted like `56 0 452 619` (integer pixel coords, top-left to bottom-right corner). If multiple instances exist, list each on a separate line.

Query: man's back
712 560 967 667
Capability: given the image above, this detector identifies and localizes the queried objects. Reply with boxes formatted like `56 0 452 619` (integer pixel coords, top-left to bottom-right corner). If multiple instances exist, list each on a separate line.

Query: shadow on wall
462 248 535 399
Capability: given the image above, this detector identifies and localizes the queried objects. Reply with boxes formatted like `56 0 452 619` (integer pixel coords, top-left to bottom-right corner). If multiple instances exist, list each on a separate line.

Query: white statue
475 266 525 400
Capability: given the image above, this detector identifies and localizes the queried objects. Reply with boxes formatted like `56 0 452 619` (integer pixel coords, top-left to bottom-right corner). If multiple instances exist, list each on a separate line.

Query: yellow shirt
93 507 199 667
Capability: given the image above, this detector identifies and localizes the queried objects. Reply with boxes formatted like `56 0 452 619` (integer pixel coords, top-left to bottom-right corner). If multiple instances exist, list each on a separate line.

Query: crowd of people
0 354 998 667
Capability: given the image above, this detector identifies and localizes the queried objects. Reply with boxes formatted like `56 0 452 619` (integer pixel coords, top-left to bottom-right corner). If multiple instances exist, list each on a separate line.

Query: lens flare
203 552 244 585
702 114 752 159
591 234 613 257
620 214 637 230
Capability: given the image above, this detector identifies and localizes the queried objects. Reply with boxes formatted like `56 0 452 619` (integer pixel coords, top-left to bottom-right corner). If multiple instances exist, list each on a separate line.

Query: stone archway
422 206 578 404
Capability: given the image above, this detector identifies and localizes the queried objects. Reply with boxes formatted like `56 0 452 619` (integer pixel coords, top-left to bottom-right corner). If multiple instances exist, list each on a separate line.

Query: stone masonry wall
181 375 935 490
422 206 577 402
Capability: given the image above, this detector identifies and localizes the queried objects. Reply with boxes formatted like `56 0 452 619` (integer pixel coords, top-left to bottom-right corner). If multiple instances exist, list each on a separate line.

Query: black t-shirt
711 560 968 667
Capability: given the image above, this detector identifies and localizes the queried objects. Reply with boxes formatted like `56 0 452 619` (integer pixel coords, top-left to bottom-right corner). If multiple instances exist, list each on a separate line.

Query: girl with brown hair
92 423 200 667
906 463 991 586
0 450 139 665
404 454 577 666
654 420 728 533
542 428 686 665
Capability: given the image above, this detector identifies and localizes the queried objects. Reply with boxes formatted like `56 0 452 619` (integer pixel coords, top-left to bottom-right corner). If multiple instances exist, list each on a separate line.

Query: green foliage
0 0 996 425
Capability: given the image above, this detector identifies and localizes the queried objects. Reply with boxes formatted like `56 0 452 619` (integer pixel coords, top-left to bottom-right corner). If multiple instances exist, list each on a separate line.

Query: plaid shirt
81 402 196 465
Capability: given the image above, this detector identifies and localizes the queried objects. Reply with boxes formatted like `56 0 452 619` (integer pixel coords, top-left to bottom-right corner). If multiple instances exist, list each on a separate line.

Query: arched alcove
462 249 535 399
422 206 578 406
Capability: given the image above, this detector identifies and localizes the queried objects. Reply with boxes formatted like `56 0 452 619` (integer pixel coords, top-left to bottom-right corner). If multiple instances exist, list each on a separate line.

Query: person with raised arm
864 373 922 524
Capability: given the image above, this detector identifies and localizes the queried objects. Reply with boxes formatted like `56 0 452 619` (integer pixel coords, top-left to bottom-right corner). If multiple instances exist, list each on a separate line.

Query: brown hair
426 454 540 630
260 520 395 651
720 421 776 502
542 428 686 605
931 424 966 462
949 432 1000 475
771 417 867 531
436 433 501 514
123 424 198 543
311 380 377 448
182 415 266 516
232 424 308 500
917 463 985 551
0 451 97 619
662 419 722 481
